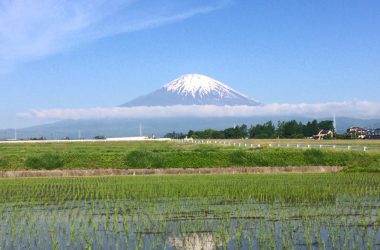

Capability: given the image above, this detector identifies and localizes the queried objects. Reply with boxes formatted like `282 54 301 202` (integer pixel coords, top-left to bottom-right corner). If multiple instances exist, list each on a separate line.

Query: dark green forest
165 120 334 139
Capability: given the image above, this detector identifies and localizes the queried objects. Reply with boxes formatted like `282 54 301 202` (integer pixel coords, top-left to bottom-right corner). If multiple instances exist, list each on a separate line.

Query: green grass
0 141 379 171
217 138 380 147
25 153 65 170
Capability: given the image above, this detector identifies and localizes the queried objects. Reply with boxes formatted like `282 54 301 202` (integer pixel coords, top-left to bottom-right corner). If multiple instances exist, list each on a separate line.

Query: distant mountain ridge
121 74 260 106
2 117 380 140
3 73 379 139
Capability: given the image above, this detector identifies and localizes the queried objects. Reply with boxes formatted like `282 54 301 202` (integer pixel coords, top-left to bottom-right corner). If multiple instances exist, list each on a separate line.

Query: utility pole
333 113 337 139
333 113 337 132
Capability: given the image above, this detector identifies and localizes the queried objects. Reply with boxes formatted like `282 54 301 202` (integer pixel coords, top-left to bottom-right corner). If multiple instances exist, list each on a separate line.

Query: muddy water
0 197 379 249
0 166 343 178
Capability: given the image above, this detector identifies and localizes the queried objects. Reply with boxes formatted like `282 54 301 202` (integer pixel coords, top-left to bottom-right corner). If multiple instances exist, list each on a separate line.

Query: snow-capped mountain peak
163 74 247 99
121 74 260 107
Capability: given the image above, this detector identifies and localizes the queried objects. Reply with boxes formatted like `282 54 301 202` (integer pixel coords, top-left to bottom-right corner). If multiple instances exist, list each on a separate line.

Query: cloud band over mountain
18 101 380 120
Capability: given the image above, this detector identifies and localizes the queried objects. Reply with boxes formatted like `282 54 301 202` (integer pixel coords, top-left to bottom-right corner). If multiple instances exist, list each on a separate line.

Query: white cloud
18 101 380 120
0 0 231 72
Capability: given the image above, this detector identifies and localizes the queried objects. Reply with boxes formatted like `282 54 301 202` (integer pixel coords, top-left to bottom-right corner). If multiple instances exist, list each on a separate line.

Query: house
313 130 334 140
366 128 380 139
346 127 367 139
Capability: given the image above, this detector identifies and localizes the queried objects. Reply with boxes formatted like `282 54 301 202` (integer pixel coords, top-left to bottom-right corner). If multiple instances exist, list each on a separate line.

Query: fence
173 139 380 151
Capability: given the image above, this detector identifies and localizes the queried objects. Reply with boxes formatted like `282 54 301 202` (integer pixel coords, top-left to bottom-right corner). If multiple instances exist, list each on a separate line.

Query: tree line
164 120 334 139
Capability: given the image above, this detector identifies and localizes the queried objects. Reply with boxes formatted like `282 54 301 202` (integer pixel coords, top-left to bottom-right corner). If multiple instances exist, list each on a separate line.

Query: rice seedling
0 173 379 249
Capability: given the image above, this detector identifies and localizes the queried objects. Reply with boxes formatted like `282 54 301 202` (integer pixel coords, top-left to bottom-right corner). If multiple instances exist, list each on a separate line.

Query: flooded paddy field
1 174 379 249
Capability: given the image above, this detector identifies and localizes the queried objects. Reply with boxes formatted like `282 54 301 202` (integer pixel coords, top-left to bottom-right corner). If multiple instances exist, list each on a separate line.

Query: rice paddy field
1 141 380 249
0 174 380 249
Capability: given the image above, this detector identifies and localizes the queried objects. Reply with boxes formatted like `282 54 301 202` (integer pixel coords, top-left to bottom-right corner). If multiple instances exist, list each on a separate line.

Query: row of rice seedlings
1 173 380 204
0 173 379 248
0 201 376 247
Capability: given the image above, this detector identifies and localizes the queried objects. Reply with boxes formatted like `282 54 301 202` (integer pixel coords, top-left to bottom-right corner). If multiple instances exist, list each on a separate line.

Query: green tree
249 121 275 138
318 120 334 131
187 130 195 138
164 131 186 139
303 120 319 137
281 120 304 138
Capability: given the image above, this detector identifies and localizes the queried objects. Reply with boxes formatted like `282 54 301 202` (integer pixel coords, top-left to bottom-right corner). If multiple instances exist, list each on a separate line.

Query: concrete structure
366 128 380 139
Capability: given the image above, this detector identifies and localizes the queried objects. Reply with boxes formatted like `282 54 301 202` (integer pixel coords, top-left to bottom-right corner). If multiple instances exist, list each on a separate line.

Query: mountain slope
121 74 260 106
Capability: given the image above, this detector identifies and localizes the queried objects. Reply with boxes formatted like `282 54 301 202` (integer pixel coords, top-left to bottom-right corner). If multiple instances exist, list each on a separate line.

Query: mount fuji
121 74 260 106
5 73 380 139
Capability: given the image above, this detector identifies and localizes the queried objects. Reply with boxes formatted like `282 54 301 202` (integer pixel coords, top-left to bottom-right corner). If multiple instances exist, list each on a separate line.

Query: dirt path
0 166 343 178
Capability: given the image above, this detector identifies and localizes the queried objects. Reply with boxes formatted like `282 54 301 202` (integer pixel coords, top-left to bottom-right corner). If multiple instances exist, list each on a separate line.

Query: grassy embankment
0 141 379 172
213 138 380 146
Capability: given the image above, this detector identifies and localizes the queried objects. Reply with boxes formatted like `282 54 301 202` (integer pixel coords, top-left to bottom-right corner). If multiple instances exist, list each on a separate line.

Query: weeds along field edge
0 141 379 171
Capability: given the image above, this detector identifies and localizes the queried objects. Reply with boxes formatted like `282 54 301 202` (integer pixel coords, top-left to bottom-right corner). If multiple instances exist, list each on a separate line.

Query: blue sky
0 0 380 128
